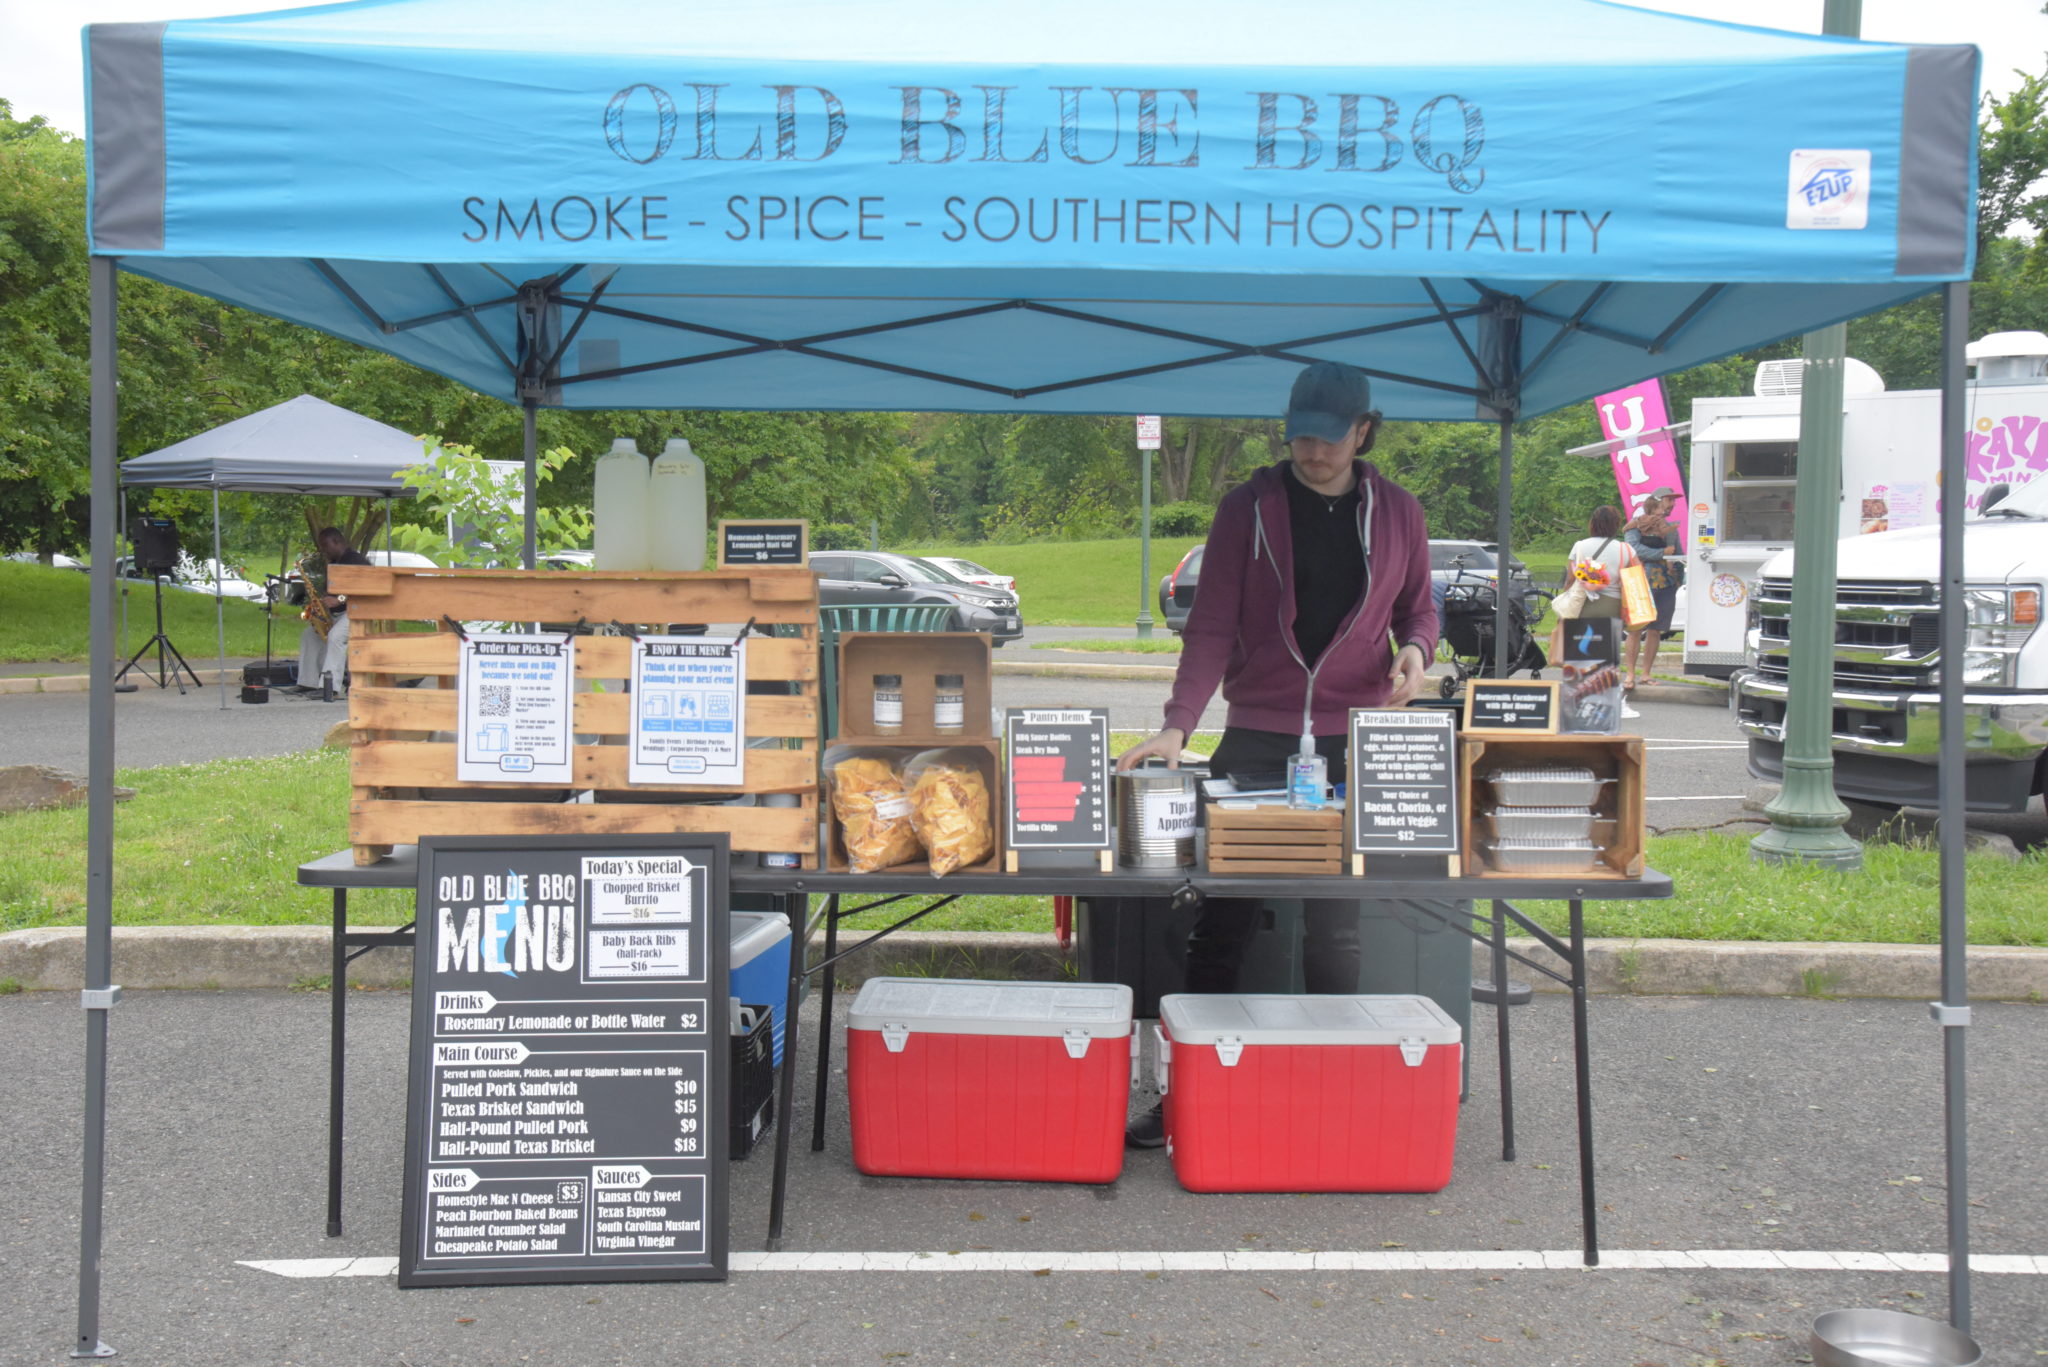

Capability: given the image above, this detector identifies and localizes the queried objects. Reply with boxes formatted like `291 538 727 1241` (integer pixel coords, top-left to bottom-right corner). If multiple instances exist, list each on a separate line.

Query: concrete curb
3 926 2040 1001
0 667 244 695
995 659 1178 681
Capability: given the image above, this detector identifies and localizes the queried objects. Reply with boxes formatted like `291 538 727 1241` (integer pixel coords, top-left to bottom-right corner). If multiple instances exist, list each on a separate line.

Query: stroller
1436 562 1548 699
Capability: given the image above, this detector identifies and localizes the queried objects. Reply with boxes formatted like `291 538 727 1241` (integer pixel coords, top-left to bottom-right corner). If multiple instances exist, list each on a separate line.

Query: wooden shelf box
1458 733 1646 880
834 632 994 742
334 565 820 868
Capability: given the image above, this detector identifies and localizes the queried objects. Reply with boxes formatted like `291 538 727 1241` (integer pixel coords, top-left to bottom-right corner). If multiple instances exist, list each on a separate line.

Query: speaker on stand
113 516 205 693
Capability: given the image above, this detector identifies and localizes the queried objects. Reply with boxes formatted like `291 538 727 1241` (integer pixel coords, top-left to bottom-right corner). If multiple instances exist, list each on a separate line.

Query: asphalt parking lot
2 989 2041 1365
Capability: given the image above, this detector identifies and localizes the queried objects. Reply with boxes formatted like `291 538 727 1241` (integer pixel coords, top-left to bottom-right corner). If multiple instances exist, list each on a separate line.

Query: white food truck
1681 337 2048 678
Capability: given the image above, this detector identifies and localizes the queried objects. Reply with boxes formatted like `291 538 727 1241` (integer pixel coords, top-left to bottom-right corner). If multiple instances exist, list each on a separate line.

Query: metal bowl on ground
1811 1309 1981 1367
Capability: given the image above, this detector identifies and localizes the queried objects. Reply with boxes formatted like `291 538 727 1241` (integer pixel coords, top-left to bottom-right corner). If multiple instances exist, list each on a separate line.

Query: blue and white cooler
730 911 794 1066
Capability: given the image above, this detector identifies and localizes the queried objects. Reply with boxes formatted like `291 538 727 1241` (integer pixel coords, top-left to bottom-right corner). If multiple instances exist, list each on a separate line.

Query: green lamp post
1751 0 1865 870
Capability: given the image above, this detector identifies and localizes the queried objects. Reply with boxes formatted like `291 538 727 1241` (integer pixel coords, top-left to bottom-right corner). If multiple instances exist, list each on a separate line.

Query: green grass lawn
909 538 1206 627
3 744 2039 947
0 560 281 664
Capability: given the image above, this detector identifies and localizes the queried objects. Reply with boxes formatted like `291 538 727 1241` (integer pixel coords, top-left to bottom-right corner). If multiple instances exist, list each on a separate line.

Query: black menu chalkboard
1347 709 1460 855
1462 679 1560 734
1004 708 1112 852
716 519 808 567
399 835 730 1288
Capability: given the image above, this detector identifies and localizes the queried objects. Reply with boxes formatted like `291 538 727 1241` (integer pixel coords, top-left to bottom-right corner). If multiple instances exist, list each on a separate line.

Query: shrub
810 522 868 550
1147 501 1213 536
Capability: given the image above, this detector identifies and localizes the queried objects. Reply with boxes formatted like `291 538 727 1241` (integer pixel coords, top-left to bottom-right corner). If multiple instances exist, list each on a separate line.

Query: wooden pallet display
333 565 821 867
1205 805 1346 876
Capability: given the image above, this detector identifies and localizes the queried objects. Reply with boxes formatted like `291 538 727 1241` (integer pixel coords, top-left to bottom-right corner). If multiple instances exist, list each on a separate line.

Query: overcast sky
2 0 2043 138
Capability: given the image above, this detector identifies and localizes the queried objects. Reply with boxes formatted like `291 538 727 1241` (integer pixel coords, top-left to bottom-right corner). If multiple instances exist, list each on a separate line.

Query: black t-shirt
327 546 371 615
1281 464 1366 667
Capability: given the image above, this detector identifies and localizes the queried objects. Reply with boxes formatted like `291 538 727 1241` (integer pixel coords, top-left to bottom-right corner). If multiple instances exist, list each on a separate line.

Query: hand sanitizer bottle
1287 730 1326 810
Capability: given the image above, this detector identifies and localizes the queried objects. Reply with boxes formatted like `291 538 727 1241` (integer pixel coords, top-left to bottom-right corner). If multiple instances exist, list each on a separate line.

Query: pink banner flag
1594 379 1686 548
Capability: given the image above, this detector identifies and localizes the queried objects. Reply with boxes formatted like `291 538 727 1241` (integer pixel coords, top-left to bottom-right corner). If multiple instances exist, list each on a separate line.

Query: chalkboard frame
1461 678 1561 735
715 518 809 568
1345 708 1461 856
400 833 731 1288
1002 707 1113 853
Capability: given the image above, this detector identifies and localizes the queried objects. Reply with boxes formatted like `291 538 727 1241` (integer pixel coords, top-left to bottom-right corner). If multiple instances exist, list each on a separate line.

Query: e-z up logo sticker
1787 149 1870 230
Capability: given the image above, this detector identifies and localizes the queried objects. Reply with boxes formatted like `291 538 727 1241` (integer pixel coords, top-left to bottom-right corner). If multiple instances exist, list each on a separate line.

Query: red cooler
847 978 1134 1183
1157 993 1461 1193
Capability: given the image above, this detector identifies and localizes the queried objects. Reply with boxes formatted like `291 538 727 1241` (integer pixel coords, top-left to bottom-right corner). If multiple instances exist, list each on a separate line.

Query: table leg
766 893 807 1249
326 888 346 1238
1569 898 1599 1266
811 894 840 1153
1491 899 1516 1163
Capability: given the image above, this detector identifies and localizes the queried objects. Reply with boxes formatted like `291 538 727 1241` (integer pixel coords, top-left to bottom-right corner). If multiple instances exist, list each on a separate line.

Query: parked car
4 551 86 571
810 550 1023 643
1736 474 2048 813
922 555 1017 600
365 549 441 569
1157 544 1204 634
1429 540 1541 615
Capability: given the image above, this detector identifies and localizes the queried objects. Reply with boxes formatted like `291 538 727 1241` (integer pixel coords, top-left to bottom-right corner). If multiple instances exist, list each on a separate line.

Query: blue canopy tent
75 0 1983 1352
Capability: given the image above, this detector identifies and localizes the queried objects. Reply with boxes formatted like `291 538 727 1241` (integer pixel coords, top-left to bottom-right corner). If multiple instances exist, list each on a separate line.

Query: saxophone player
291 527 371 696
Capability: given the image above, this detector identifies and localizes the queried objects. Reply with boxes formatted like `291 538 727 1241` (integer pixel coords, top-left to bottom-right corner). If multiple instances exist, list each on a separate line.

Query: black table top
300 846 1673 903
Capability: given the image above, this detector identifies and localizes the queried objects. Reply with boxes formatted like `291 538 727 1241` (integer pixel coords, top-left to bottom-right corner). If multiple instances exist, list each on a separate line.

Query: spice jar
871 674 903 735
933 673 965 734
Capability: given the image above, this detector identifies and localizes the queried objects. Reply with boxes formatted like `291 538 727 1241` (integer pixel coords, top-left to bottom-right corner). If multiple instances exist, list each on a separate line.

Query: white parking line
237 1250 2048 1278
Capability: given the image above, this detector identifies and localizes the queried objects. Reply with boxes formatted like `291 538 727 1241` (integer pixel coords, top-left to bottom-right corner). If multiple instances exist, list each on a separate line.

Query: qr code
477 685 511 717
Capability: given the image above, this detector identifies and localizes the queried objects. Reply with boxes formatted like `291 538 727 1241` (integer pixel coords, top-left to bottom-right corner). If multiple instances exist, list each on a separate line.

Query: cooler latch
1061 1029 1093 1059
1214 1037 1244 1068
881 1024 910 1053
1398 1037 1429 1067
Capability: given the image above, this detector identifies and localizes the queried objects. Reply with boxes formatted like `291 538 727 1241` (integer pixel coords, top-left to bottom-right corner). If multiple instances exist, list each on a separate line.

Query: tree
0 101 90 557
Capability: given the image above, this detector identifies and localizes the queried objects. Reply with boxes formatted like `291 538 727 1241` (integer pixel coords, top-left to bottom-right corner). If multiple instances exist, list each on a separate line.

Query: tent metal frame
77 254 1978 1355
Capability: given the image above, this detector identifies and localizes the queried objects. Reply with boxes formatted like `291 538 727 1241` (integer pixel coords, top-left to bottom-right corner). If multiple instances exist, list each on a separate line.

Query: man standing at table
1116 360 1448 1148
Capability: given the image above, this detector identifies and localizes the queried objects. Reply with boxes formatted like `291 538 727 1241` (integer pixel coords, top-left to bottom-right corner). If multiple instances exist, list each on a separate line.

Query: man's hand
1385 643 1429 706
1116 727 1188 771
320 594 343 610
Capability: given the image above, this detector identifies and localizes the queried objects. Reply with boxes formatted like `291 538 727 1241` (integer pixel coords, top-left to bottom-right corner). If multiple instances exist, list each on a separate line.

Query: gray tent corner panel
1896 43 1980 281
88 22 168 253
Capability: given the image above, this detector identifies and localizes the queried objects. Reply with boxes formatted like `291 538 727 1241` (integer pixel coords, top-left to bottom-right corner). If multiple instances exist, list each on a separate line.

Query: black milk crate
730 1003 776 1161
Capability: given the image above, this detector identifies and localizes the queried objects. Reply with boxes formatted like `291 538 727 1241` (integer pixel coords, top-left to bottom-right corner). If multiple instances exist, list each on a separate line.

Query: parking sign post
1134 416 1161 640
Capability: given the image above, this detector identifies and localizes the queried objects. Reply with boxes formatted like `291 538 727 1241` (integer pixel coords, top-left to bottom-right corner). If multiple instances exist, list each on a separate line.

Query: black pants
1186 727 1361 994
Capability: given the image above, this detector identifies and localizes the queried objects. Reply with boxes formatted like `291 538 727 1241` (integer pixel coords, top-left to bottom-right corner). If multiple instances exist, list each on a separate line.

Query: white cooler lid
730 911 792 966
849 978 1134 1039
1159 994 1460 1047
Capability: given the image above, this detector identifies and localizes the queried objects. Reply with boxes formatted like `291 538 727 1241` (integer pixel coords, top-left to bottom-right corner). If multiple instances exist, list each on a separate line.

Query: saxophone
298 550 334 639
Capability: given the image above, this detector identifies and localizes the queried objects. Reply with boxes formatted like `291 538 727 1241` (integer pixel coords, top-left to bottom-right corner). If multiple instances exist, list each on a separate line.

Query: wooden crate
334 565 820 868
1458 733 1646 879
835 632 995 742
821 738 1004 877
1204 804 1346 876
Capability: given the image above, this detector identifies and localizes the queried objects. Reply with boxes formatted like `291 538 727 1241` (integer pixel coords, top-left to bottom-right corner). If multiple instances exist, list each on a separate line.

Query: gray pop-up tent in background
76 0 1985 1355
118 394 423 705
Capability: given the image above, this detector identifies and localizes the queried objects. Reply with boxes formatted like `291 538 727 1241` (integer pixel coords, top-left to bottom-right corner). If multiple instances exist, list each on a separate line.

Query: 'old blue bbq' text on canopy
84 0 1978 422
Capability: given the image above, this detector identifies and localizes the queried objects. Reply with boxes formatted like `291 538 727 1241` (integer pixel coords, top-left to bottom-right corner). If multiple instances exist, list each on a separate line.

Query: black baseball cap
1283 361 1374 444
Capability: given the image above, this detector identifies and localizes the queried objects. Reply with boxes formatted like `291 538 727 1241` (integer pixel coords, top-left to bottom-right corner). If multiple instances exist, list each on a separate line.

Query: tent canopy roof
86 0 1980 420
118 394 427 497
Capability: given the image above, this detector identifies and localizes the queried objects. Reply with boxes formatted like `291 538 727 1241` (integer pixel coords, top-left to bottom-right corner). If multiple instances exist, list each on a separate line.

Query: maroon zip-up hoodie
1163 459 1438 739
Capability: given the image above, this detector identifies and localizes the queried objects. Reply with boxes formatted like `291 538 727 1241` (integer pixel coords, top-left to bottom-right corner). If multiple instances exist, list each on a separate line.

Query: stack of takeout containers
1156 993 1461 1193
846 977 1135 1183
